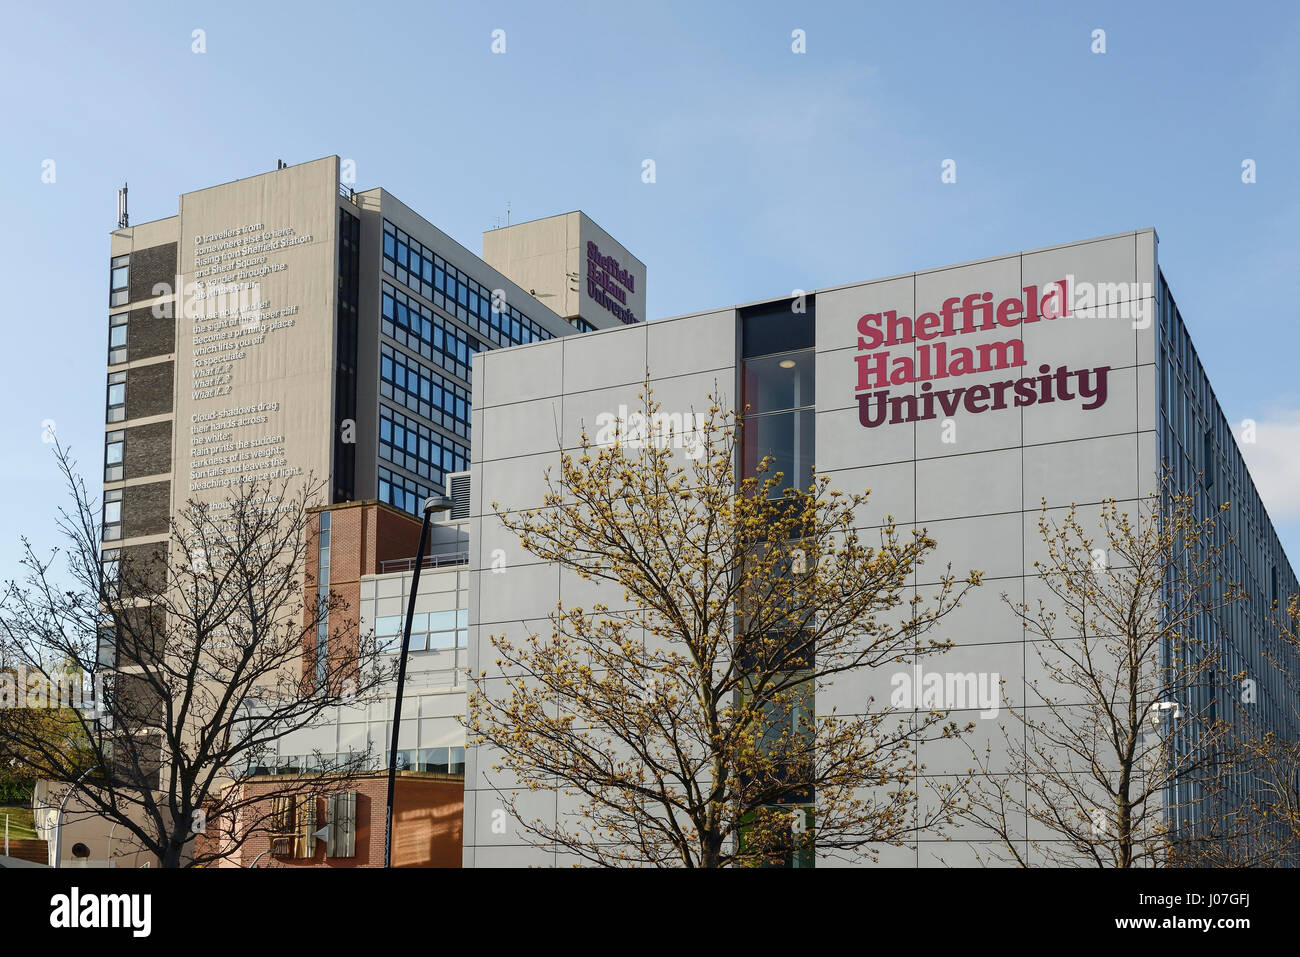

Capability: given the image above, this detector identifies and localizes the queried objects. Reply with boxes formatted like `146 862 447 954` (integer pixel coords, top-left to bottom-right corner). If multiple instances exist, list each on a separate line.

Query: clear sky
1 0 1297 582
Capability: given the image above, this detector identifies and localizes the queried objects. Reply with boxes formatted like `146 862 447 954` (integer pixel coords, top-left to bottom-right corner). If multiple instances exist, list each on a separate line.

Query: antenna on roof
117 183 129 229
506 199 510 227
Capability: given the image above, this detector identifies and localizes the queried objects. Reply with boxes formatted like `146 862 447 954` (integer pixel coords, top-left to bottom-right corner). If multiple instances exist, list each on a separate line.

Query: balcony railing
379 550 468 573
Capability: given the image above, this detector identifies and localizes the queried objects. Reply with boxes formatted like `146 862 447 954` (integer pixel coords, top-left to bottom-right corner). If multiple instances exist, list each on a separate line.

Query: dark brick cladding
123 420 171 479
126 306 176 361
124 362 174 420
120 542 168 596
122 480 170 539
127 243 178 304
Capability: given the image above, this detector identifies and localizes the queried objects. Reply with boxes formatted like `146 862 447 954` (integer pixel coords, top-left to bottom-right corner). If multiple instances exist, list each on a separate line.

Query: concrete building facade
88 157 643 865
462 229 1300 866
102 154 637 562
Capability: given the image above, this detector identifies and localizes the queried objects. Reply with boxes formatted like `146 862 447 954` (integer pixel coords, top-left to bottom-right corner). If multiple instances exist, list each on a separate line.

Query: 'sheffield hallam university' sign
854 278 1110 428
586 241 640 324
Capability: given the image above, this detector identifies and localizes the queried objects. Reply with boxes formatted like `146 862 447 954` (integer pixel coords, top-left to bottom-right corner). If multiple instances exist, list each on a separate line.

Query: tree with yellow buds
467 385 981 867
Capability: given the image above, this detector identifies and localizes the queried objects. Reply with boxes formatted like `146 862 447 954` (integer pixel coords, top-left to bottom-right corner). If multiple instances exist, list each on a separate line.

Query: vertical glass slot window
107 372 127 423
741 348 816 496
109 313 128 364
103 489 123 541
110 255 130 307
316 512 331 684
104 430 125 482
100 548 121 603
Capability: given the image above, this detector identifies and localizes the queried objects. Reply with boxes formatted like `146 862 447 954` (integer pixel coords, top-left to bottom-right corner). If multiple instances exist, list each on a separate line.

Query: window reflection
743 351 814 416
742 347 815 496
744 408 815 495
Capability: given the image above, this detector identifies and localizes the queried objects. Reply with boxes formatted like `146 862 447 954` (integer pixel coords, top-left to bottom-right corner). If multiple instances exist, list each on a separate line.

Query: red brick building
199 499 468 869
212 772 462 868
304 499 427 671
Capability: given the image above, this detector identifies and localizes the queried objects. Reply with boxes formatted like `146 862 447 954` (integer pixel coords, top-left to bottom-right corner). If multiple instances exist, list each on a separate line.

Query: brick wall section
121 542 168 596
125 361 173 420
218 774 462 868
122 480 170 539
304 501 424 672
371 506 426 568
123 420 171 480
127 305 176 361
116 605 165 668
127 242 178 304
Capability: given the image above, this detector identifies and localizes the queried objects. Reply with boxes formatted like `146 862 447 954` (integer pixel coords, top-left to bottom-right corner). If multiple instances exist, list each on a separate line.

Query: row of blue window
379 404 469 488
382 220 555 349
378 465 438 518
380 342 471 439
382 283 479 384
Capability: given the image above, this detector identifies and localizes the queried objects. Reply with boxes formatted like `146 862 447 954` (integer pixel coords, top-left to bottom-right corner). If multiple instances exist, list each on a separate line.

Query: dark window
334 207 360 504
741 297 815 359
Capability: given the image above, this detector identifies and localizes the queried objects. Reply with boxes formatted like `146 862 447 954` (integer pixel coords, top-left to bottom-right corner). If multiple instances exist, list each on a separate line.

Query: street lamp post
383 495 452 868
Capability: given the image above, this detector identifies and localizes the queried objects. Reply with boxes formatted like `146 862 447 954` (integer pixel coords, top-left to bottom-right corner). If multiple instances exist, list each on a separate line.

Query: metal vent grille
448 471 471 520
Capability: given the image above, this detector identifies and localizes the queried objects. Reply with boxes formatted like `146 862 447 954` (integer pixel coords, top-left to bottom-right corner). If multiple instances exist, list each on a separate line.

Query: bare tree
467 386 981 867
953 484 1243 867
0 444 397 867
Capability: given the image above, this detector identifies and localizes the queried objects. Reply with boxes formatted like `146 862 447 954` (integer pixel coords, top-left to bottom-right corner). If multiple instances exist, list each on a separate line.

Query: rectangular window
107 372 126 423
100 549 121 604
105 430 125 482
416 747 450 773
326 792 357 858
742 297 815 358
96 622 118 669
109 313 128 364
743 350 815 415
110 255 130 307
103 489 123 541
743 408 816 498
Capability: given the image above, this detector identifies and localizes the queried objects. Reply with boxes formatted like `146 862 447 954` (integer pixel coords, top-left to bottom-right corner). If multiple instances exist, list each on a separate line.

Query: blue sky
1 0 1298 581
